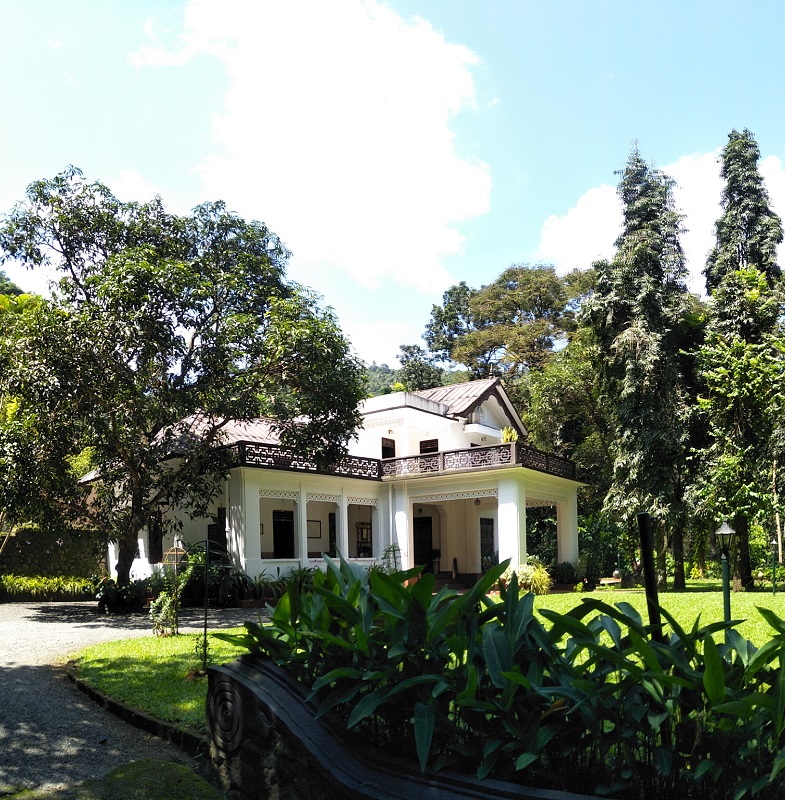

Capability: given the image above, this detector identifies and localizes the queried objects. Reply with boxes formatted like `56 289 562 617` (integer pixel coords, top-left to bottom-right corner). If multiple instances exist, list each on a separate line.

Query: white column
242 471 260 566
556 494 579 565
227 469 244 569
226 469 260 571
392 483 410 568
497 476 526 567
338 490 350 558
298 484 308 565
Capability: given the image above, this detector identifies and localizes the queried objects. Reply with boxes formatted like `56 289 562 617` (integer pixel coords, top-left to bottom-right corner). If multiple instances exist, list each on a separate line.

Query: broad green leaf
515 752 538 770
757 606 785 636
482 624 512 688
702 636 726 706
414 701 435 771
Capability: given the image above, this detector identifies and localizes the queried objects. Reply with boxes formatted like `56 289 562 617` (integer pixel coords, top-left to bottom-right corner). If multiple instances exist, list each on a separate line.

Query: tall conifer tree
584 147 691 587
705 129 782 294
695 129 784 589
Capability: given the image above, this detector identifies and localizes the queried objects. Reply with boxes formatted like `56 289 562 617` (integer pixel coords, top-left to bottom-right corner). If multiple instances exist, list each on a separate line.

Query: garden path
0 601 252 792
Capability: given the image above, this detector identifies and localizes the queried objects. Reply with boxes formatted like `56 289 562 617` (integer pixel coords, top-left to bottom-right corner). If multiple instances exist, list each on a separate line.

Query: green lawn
71 583 785 737
534 583 785 646
73 631 247 735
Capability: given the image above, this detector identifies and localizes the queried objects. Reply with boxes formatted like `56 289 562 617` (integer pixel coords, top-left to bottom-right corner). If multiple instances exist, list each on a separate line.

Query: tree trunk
655 525 667 591
114 529 141 586
672 525 686 590
732 513 754 591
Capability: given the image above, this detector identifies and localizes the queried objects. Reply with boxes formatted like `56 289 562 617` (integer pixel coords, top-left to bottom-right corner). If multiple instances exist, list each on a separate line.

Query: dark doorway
328 513 337 558
480 517 495 570
207 507 227 551
413 516 433 572
273 510 295 559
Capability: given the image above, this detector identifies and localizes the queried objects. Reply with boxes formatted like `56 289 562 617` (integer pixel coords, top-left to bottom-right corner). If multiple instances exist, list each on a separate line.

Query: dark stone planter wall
0 526 105 577
207 656 601 800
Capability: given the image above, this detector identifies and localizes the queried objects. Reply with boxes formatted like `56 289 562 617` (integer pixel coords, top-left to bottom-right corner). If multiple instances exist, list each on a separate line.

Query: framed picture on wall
307 520 321 539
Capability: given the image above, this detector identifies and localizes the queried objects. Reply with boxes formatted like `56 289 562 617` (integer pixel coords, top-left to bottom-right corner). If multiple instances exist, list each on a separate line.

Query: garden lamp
715 521 734 557
715 521 734 638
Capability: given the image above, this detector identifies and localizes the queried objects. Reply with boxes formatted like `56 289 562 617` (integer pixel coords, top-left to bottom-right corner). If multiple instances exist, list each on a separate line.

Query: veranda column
556 494 579 566
227 469 260 572
297 483 308 566
391 483 411 569
338 490 349 558
497 476 526 567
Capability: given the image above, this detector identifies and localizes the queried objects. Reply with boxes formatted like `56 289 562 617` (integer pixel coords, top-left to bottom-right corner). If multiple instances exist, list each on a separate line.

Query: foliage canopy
0 167 365 584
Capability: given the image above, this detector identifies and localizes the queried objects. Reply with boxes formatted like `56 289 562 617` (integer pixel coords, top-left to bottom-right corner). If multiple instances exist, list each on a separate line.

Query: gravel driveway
0 601 253 792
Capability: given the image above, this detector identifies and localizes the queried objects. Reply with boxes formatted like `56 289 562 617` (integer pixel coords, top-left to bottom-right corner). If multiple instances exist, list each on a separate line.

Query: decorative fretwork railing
235 442 382 480
233 441 576 482
381 443 576 481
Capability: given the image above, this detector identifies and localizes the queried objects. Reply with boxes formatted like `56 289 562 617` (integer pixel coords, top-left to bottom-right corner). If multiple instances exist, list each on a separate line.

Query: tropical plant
252 569 286 601
148 563 196 635
218 555 785 798
218 569 255 606
95 576 147 613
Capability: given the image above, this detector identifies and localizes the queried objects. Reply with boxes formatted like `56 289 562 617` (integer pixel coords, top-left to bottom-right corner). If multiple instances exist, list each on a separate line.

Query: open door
413 516 433 573
272 510 295 559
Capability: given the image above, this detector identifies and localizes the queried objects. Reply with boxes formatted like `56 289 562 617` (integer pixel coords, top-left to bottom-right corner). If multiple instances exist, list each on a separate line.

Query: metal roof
414 378 500 417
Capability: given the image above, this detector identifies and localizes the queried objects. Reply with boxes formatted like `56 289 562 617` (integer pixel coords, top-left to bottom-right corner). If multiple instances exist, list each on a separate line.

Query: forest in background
371 129 785 592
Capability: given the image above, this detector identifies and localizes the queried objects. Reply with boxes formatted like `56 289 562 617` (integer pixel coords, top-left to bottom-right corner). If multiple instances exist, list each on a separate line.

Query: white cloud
131 0 491 295
665 151 723 294
112 170 163 203
536 184 620 272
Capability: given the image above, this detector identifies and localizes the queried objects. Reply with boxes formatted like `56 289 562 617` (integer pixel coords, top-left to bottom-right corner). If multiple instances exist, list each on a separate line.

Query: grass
73 631 247 735
71 582 785 738
534 582 785 646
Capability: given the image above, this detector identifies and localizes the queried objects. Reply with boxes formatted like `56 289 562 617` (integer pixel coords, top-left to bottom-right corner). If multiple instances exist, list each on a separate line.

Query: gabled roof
415 377 526 435
414 378 500 417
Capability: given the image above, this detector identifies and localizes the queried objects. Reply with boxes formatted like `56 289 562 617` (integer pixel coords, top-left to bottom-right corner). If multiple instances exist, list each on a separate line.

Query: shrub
499 557 552 595
149 565 195 635
550 561 577 585
95 577 147 613
0 573 94 601
218 555 785 800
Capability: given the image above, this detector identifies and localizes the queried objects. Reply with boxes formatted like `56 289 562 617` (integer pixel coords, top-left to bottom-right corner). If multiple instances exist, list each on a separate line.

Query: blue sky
3 1 785 366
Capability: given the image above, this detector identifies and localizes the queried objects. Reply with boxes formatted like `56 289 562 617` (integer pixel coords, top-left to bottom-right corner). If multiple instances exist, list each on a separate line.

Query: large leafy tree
396 344 444 391
694 129 784 589
523 332 612 513
423 265 581 407
0 168 365 585
583 147 692 587
0 270 22 296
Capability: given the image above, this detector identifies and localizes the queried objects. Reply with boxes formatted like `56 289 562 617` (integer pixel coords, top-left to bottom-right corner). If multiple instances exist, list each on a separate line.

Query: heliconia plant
216 555 785 799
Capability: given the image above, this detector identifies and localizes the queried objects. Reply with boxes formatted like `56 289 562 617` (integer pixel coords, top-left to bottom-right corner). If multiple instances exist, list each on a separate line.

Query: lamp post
716 521 734 639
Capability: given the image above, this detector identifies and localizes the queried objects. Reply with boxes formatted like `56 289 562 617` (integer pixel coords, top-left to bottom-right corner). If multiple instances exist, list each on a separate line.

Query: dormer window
419 438 439 454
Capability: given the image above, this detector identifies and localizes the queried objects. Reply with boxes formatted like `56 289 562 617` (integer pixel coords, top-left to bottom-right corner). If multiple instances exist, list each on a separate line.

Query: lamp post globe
715 521 734 639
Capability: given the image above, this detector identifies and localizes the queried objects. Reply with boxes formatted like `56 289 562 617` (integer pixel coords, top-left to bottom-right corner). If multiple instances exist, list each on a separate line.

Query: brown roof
165 415 282 452
414 378 501 417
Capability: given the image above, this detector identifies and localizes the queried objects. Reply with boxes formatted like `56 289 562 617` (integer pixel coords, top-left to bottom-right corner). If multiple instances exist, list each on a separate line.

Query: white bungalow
115 378 581 581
